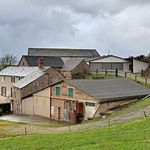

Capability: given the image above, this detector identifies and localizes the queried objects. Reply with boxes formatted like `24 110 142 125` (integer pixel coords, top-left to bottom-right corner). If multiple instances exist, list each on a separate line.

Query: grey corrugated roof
13 67 49 89
19 55 64 68
90 55 130 63
0 67 39 77
28 48 100 58
61 59 83 71
66 78 150 102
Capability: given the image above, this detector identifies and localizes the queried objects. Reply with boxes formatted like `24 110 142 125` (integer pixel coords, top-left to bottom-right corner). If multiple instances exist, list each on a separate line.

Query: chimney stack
38 57 44 68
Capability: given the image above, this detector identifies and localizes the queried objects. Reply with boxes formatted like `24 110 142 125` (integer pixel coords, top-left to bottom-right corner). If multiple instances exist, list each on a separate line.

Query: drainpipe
50 86 52 118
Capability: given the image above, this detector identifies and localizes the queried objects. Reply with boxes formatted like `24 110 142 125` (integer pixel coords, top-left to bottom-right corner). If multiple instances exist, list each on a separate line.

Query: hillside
0 117 150 150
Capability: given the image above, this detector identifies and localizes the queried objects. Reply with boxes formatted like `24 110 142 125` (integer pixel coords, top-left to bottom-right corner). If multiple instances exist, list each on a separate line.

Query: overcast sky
0 0 150 58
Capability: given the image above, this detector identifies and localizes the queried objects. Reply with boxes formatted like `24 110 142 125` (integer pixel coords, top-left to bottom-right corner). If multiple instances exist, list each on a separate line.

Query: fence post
125 72 127 78
96 69 98 75
115 69 118 77
145 78 147 86
135 75 137 81
144 111 147 118
105 69 107 76
25 127 27 135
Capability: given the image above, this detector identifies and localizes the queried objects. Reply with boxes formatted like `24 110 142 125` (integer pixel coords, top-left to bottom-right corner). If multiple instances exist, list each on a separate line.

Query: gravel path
1 107 150 135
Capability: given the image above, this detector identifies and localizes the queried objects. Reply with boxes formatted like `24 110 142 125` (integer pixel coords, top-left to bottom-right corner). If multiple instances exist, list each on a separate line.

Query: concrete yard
0 114 61 125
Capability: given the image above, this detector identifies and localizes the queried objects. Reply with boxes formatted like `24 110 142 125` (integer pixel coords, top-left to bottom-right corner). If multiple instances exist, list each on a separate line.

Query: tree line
0 54 17 70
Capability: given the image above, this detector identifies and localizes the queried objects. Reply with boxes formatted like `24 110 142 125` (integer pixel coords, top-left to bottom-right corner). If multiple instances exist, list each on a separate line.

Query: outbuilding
15 78 150 123
89 55 131 72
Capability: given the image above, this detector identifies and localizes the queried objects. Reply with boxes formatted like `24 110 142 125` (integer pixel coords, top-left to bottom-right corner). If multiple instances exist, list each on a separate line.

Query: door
76 102 84 123
64 101 69 121
58 107 61 119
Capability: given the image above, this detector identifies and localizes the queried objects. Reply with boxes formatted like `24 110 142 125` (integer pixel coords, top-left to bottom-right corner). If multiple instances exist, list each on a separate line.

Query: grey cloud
0 0 150 58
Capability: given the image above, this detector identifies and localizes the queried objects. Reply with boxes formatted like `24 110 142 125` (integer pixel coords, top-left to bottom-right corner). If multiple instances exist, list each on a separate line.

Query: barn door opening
58 107 61 119
0 103 11 115
76 102 84 123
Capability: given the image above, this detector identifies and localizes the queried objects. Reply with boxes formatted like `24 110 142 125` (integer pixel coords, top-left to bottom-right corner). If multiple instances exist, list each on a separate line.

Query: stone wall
60 60 90 79
97 99 137 115
71 60 90 75
0 76 20 98
20 67 63 98
51 81 98 121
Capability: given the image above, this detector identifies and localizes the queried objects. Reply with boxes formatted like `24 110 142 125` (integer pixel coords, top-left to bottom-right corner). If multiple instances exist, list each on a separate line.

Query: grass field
1 97 150 150
0 117 150 150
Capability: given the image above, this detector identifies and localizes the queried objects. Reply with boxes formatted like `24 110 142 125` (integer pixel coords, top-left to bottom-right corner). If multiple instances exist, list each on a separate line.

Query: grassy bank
109 97 150 118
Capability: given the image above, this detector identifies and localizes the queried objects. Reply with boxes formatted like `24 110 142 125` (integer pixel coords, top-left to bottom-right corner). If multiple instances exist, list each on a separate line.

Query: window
55 86 61 96
1 86 6 96
67 88 74 97
11 77 15 83
85 102 95 107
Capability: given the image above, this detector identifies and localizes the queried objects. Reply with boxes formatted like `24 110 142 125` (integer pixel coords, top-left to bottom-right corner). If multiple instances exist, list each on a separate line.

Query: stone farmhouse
13 77 150 123
0 58 64 113
18 55 90 80
0 48 150 124
60 59 90 79
18 55 64 70
0 66 40 112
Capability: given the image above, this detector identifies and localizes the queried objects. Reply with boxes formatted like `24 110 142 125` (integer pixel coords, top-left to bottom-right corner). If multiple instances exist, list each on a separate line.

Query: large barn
13 77 150 123
28 48 100 60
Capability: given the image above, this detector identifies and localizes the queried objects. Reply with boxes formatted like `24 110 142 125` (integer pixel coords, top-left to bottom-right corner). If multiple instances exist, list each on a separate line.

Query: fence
118 71 150 86
95 69 150 86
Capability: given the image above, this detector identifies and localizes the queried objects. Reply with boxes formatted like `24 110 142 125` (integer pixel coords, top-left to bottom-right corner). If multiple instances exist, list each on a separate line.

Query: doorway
0 103 11 115
76 102 84 123
58 107 61 119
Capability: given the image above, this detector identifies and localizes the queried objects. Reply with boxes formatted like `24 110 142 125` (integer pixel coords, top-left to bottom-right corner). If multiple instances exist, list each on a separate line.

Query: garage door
34 96 50 118
0 103 10 113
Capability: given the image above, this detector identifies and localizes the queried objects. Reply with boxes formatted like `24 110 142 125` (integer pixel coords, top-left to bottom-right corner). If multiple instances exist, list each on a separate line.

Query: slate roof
28 48 100 58
90 55 130 63
61 59 83 71
13 67 49 89
18 55 64 68
0 67 39 77
66 78 150 102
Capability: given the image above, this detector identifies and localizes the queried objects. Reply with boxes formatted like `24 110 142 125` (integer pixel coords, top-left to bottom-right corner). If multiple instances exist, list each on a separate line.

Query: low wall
97 99 138 114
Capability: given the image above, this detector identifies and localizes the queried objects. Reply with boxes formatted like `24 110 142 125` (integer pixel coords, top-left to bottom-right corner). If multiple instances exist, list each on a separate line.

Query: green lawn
1 117 150 150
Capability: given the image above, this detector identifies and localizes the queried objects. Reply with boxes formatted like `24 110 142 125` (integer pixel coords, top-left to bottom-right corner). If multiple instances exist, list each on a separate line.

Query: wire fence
1 109 150 137
118 71 150 86
94 69 150 86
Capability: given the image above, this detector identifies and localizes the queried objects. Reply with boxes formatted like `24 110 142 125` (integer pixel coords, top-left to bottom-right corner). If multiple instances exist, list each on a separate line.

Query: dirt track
1 106 150 136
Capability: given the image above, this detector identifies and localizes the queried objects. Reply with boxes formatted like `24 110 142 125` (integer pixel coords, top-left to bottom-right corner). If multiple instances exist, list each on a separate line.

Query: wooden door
76 102 84 123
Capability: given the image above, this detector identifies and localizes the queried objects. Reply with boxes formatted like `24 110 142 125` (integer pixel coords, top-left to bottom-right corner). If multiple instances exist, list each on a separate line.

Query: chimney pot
38 57 44 68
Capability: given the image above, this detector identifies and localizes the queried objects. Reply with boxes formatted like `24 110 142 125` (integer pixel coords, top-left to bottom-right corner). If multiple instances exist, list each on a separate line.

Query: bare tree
0 54 17 69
